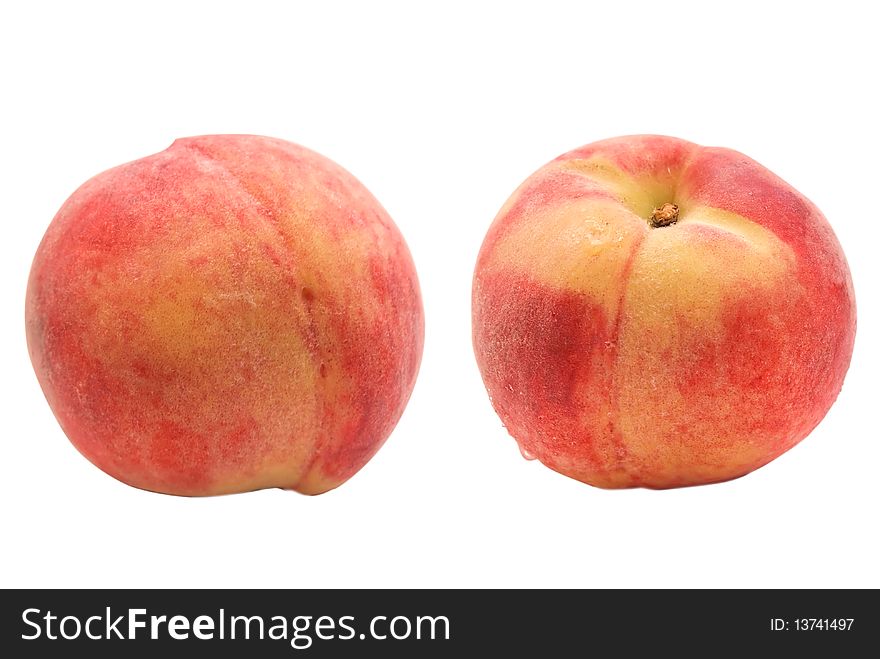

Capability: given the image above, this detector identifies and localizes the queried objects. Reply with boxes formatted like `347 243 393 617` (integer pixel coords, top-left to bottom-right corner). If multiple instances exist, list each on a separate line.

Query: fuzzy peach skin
26 135 423 496
473 135 855 489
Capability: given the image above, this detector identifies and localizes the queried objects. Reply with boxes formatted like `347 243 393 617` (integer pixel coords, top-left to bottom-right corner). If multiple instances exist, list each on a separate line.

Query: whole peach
27 135 423 496
473 135 855 488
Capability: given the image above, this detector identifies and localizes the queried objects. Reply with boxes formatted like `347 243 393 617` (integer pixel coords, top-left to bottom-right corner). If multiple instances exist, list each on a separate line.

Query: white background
2 1 877 588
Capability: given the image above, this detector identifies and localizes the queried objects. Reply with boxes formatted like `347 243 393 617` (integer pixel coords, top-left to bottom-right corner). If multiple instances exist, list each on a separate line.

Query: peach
26 135 423 496
472 135 855 488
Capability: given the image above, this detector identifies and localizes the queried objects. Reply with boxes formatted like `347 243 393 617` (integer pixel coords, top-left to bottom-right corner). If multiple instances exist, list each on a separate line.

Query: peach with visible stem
473 135 855 488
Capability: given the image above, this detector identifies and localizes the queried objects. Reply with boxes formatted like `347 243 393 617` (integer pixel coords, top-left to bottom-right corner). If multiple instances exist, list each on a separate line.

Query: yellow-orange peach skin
472 135 855 488
26 135 424 496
